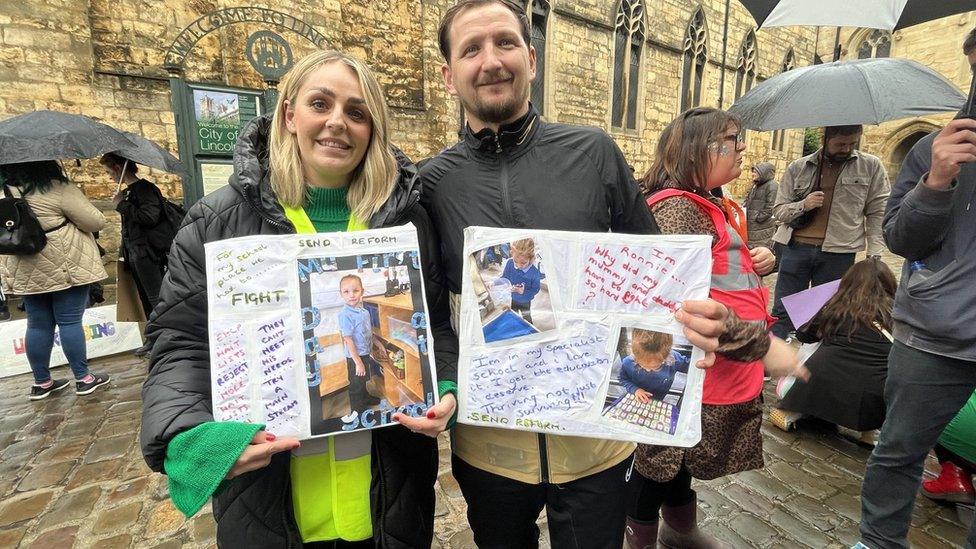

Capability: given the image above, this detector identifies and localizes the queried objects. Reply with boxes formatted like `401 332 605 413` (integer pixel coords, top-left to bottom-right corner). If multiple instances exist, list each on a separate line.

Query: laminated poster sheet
457 227 712 446
205 224 437 440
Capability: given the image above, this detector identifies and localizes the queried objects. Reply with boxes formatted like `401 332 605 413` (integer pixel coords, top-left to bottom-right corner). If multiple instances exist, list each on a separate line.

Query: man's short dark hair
437 0 531 61
823 125 863 141
964 27 976 56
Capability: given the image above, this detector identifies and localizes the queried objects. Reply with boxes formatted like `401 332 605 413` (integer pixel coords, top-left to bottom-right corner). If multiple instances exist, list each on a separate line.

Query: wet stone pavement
0 352 970 548
0 252 972 548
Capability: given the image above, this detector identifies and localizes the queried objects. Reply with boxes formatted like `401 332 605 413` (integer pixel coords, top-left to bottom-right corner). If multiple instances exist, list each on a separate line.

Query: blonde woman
140 50 458 548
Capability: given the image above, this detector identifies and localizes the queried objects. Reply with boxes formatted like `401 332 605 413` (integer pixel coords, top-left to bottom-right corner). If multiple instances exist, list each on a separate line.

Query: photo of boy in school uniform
500 238 545 324
337 274 382 418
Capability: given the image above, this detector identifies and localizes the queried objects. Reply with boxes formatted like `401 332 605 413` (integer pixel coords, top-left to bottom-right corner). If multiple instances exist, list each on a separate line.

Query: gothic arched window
734 30 757 101
612 0 645 129
680 7 708 112
524 0 551 115
771 48 796 152
857 29 891 59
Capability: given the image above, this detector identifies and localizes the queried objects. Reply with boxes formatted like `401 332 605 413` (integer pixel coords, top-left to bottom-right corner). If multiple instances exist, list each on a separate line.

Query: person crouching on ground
770 258 895 443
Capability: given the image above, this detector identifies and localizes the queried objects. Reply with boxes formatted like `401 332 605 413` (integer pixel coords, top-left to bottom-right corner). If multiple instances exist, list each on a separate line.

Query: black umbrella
730 58 966 130
0 110 135 164
112 131 185 175
738 0 976 31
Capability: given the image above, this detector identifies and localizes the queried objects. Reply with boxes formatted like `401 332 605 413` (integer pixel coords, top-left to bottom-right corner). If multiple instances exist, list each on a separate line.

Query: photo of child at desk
470 237 557 344
603 327 692 435
298 252 434 436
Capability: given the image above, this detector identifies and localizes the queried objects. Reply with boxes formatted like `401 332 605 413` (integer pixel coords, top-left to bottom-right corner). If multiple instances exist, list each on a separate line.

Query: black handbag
0 183 67 255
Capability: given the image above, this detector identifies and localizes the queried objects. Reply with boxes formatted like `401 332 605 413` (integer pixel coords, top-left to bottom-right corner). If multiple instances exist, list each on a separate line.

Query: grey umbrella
0 110 134 164
112 131 185 175
737 0 976 31
729 58 965 131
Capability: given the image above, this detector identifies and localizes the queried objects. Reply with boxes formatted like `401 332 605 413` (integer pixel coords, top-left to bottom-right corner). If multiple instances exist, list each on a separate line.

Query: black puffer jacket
140 116 457 548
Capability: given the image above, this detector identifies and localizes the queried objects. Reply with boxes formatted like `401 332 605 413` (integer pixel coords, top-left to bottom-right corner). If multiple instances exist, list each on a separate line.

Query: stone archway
890 132 927 178
880 121 940 180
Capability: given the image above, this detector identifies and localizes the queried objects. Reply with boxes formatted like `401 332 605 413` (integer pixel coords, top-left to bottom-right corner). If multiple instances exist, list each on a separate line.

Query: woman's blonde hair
269 50 398 222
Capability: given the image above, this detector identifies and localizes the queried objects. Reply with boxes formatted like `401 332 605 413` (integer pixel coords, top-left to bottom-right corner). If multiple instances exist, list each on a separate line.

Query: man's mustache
476 70 514 86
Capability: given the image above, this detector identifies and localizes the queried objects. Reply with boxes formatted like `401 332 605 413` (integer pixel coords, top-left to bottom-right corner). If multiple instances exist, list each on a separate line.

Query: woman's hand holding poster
205 224 437 440
458 227 712 446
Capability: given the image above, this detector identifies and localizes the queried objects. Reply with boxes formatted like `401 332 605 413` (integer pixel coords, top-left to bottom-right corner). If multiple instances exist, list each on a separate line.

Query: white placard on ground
0 305 143 379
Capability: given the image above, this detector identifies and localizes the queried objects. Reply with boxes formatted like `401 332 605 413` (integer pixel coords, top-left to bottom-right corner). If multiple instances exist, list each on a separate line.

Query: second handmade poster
458 227 712 446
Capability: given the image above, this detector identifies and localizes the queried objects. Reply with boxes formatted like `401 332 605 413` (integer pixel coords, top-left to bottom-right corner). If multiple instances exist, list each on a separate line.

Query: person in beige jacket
0 161 111 400
770 125 890 340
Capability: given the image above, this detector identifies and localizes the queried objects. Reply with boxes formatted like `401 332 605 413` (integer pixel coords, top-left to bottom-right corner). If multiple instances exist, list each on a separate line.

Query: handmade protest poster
458 227 712 446
205 224 437 440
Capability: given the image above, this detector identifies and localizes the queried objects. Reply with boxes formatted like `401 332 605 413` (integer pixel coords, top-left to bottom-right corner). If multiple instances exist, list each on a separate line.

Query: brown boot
625 516 658 549
658 496 731 549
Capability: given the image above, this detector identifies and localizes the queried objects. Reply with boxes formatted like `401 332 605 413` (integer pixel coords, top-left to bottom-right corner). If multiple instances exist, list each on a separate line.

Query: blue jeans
770 241 855 338
21 284 91 383
859 341 976 548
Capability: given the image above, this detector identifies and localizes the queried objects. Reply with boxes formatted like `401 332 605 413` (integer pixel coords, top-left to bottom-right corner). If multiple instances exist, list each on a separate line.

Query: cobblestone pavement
0 351 970 547
0 248 971 548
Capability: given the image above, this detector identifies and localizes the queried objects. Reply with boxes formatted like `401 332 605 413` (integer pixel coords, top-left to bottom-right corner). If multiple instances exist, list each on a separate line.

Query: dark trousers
770 241 855 338
345 355 378 412
452 453 632 549
629 468 695 521
128 255 164 317
859 341 976 548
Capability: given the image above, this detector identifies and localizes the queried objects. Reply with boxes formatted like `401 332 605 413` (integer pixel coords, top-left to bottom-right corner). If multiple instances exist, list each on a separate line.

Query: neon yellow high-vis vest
283 203 371 542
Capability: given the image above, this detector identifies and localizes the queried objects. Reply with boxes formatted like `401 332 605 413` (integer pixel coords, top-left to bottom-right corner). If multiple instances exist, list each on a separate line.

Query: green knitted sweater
305 186 350 232
165 421 264 516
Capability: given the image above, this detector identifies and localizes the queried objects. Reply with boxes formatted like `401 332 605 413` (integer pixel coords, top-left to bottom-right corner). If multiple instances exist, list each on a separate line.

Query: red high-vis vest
646 189 772 405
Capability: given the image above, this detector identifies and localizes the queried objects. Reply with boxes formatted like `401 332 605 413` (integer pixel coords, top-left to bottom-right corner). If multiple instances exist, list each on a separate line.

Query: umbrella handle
116 159 127 194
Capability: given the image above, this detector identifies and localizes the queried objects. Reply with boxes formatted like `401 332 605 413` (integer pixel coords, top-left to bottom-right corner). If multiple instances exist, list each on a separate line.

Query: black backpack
146 184 186 253
0 184 67 255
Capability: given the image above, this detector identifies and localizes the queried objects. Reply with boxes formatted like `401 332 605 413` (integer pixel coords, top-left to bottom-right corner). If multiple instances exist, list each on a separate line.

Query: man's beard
825 152 853 163
463 75 530 125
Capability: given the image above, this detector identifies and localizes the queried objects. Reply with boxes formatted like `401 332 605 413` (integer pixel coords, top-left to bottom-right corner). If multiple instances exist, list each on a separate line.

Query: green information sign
192 88 260 155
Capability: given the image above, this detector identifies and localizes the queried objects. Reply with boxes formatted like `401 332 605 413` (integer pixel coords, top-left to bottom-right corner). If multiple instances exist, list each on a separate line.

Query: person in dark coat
770 258 896 438
102 153 168 313
742 162 777 250
139 50 458 548
102 153 169 357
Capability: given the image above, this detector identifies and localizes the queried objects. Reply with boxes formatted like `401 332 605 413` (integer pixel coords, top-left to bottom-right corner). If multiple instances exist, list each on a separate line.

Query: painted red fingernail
392 414 401 422
426 410 436 419
265 432 276 441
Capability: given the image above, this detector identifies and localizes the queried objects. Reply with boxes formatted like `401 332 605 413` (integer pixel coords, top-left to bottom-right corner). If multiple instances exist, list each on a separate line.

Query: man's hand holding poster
205 224 437 440
458 227 713 446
